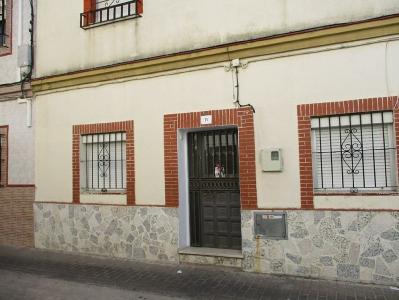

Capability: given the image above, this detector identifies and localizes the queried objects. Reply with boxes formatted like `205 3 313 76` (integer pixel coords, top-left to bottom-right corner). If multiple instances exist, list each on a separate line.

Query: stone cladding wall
241 210 399 285
34 203 179 262
34 203 399 285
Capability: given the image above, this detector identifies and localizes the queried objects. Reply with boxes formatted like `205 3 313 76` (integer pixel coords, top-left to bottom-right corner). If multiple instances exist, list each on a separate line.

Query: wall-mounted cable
225 47 255 113
232 64 255 113
20 0 34 99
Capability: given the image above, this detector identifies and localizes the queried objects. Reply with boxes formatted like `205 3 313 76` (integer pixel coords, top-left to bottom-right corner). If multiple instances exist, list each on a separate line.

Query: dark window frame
0 125 8 187
0 0 5 45
0 0 11 55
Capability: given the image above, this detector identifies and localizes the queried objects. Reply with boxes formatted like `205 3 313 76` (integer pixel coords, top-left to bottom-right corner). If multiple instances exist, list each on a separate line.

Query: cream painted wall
35 67 232 204
314 195 399 210
0 99 35 184
35 40 399 209
35 0 399 77
80 194 126 205
247 40 399 208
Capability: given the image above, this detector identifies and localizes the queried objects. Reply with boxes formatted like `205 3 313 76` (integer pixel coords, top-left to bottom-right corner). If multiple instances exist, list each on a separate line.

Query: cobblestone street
0 246 398 300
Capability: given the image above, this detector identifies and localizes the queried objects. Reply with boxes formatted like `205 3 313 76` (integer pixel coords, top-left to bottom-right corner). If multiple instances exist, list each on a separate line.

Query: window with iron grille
81 0 142 28
80 132 126 192
0 0 6 46
311 111 397 193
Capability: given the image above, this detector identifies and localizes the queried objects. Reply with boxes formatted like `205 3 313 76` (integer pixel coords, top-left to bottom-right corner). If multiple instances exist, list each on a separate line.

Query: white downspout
17 98 32 128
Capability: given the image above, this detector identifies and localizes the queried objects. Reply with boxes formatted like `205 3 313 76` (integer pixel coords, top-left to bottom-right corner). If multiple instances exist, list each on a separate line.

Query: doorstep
178 247 243 268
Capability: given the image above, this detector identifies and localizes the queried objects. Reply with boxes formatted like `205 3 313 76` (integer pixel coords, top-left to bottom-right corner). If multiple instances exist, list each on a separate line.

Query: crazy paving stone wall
241 210 399 286
34 203 179 262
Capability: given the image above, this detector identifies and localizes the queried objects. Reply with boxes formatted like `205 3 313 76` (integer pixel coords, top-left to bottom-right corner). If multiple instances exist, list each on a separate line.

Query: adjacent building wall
0 99 35 248
0 0 35 247
0 99 34 184
0 0 32 84
0 186 34 247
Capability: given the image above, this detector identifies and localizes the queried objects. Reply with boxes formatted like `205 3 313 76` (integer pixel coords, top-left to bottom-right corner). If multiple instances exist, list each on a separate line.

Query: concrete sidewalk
0 246 397 300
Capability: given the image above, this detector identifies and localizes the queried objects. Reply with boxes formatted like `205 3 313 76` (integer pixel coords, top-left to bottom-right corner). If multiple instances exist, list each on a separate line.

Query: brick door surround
163 107 257 209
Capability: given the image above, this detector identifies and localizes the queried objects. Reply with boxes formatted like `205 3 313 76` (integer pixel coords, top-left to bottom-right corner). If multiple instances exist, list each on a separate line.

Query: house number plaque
200 115 212 125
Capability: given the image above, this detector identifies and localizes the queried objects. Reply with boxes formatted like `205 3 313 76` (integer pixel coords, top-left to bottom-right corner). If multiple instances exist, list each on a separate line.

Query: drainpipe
16 0 34 128
17 98 32 127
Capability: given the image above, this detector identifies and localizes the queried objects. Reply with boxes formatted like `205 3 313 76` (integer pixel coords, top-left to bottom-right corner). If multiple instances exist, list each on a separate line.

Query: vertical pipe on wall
26 99 31 127
18 0 22 46
16 98 32 127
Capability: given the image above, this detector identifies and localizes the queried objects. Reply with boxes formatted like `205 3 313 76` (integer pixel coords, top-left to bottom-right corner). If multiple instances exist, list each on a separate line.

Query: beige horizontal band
0 82 32 101
32 15 399 93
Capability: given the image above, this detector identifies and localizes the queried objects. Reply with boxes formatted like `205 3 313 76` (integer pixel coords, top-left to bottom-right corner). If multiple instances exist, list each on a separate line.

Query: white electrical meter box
260 148 283 172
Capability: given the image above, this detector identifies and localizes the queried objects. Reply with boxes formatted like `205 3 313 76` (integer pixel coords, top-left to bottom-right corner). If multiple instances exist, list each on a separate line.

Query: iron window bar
311 111 397 193
80 0 141 29
80 132 126 193
0 0 6 46
188 129 239 180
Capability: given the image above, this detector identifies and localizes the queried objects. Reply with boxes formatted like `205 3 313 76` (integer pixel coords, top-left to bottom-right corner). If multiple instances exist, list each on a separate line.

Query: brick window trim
164 107 257 210
297 96 399 209
0 0 12 56
0 125 8 187
72 120 135 205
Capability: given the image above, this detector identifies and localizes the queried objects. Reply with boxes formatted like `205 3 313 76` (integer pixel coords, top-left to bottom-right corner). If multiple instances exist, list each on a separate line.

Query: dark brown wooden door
188 129 241 250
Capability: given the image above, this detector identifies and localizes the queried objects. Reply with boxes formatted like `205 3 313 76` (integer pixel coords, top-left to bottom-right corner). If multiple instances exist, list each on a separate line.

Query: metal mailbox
254 212 288 239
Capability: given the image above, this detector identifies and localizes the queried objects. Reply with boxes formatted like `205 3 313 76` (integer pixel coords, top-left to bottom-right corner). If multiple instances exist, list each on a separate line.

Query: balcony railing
80 0 141 29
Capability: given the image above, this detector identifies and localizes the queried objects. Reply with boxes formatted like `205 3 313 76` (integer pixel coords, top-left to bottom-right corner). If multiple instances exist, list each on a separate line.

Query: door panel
188 129 241 250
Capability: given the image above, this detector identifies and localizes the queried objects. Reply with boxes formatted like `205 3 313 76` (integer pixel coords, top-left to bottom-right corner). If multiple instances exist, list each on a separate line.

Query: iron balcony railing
80 0 141 29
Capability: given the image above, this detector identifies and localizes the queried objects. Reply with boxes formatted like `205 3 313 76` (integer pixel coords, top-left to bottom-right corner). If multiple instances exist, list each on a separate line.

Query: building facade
0 0 35 247
32 1 399 285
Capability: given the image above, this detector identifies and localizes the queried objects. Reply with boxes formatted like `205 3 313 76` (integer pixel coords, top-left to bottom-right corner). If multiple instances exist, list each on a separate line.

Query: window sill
314 191 398 196
81 14 141 30
0 46 11 56
80 191 126 195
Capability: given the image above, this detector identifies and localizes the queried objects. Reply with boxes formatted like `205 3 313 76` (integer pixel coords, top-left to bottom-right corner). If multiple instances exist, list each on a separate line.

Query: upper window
311 111 397 193
0 0 10 50
0 0 5 46
81 0 143 29
80 132 126 193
